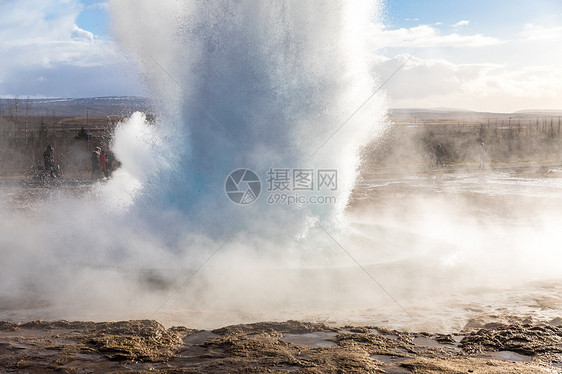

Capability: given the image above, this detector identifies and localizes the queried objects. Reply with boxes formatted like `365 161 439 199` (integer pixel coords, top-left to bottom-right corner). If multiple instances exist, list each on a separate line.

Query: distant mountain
390 108 504 119
0 96 152 117
515 109 562 115
390 108 562 119
391 107 472 113
2 99 560 119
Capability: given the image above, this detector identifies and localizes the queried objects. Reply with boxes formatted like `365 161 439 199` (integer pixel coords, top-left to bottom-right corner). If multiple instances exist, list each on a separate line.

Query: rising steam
1 1 560 332
0 1 391 327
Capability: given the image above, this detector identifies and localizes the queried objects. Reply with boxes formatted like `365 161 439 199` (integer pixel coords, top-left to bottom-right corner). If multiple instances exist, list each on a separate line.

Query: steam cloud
1 1 391 327
1 1 561 332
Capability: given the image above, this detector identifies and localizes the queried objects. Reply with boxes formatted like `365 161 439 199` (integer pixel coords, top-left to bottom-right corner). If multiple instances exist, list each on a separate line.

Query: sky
0 0 143 98
379 0 562 112
1 0 561 112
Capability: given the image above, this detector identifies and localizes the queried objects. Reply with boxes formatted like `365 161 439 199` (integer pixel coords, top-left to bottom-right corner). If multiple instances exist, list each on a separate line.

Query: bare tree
39 117 48 148
25 97 31 145
7 99 13 120
13 96 19 125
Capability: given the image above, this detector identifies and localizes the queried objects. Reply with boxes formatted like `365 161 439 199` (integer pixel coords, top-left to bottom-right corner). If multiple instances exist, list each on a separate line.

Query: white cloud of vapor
1 1 562 333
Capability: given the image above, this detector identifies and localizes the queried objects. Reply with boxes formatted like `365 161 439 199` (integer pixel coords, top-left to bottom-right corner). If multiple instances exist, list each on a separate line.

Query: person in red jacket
99 150 109 178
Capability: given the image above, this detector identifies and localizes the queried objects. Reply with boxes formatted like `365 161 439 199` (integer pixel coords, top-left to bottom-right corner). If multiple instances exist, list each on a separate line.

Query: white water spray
109 0 387 241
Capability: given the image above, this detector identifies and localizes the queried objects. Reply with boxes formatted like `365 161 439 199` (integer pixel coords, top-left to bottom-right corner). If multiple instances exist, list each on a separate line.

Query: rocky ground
0 318 561 373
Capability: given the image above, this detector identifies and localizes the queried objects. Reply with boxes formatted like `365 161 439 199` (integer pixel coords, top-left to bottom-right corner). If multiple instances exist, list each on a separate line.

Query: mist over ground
1 0 561 337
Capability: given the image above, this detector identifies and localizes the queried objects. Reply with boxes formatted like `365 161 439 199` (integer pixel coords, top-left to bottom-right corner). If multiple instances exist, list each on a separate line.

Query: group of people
91 146 115 179
42 145 116 179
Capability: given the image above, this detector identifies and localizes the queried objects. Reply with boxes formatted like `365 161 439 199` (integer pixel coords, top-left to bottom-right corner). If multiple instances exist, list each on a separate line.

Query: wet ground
0 318 560 373
0 174 97 211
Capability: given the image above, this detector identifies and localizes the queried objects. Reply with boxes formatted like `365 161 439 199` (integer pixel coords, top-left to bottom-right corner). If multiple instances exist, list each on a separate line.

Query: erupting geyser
0 1 391 327
2 0 562 333
109 0 387 239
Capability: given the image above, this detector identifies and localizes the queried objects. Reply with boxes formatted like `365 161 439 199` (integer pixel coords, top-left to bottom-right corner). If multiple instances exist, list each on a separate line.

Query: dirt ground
0 318 561 373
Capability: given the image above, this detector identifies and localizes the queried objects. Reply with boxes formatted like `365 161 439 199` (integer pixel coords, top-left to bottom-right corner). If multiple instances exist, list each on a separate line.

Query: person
91 147 100 178
105 150 115 176
478 141 486 169
432 143 444 167
75 127 88 140
99 149 109 178
43 145 58 177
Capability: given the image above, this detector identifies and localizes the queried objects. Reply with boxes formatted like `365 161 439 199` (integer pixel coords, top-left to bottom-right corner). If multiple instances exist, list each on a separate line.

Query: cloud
452 20 470 27
378 55 562 112
3 63 143 98
372 19 562 112
87 1 109 11
72 24 94 41
370 24 502 48
0 1 80 44
521 23 562 40
0 0 140 97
